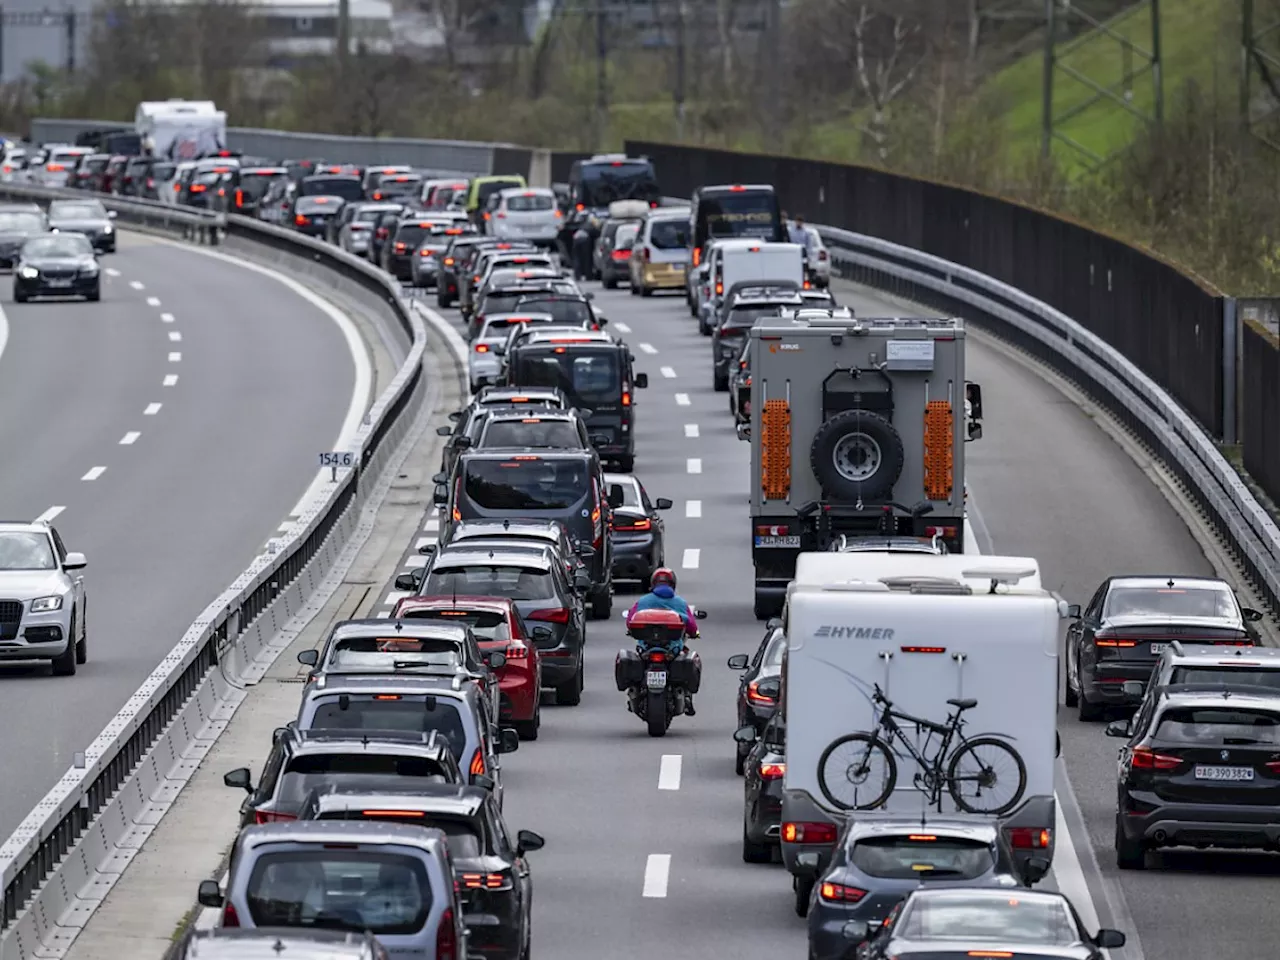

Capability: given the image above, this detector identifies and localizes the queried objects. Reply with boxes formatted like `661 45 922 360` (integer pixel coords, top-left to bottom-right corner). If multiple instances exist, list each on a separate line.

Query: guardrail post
1223 297 1239 445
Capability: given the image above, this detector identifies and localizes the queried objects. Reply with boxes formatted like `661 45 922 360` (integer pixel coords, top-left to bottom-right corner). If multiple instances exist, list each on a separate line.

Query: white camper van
778 558 1062 916
136 100 227 161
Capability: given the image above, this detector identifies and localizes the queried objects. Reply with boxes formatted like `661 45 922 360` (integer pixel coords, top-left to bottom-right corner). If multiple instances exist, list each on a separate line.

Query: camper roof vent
960 566 1037 584
880 576 965 593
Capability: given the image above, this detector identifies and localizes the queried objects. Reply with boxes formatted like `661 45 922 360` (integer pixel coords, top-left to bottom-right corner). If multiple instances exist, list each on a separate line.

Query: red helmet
650 567 677 590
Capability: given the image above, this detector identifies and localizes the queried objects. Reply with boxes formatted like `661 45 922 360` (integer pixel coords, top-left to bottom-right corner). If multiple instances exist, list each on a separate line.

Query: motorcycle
614 606 707 737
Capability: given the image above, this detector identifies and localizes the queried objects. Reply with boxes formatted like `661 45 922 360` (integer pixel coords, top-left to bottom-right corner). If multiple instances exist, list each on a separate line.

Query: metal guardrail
0 183 433 960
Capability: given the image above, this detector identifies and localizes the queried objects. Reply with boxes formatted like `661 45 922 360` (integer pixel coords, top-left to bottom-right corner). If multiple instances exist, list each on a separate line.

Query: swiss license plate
755 535 800 548
47 279 71 288
1194 764 1254 781
1148 643 1167 654
646 670 667 689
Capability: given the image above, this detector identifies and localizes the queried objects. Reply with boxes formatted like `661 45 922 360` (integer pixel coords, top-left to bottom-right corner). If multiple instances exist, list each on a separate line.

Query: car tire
754 589 781 621
51 615 77 677
713 371 729 392
514 710 539 741
742 825 771 864
1115 816 1146 870
616 455 635 472
13 287 26 304
640 285 653 298
793 876 814 917
735 744 747 776
76 604 87 665
555 662 584 706
86 286 100 302
1077 686 1104 722
809 409 904 502
602 274 616 290
1063 658 1079 707
590 586 612 620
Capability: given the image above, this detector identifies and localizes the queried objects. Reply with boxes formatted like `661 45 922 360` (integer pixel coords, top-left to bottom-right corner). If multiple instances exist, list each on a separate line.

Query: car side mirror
634 372 649 389
574 572 592 591
591 434 610 447
485 650 507 669
1105 720 1130 738
433 484 449 505
432 472 448 484
531 626 553 641
695 609 707 619
1022 855 1051 884
197 880 223 908
1244 607 1264 622
965 380 983 420
498 727 520 754
296 649 319 667
516 829 545 855
63 551 87 571
733 724 757 744
727 653 750 670
418 543 437 556
107 210 118 220
655 498 672 510
1095 930 1126 949
1066 603 1081 619
583 292 593 301
473 774 495 791
223 767 253 793
448 411 463 422
455 436 472 449
841 920 870 943
1121 680 1145 698
272 726 290 744
576 544 596 557
436 425 453 436
395 569 424 592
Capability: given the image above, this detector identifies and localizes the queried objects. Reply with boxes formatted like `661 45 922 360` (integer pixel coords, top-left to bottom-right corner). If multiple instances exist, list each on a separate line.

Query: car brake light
470 749 486 777
729 184 746 191
1131 746 1184 771
173 183 181 192
504 639 529 660
759 762 785 780
783 821 838 844
528 607 569 624
459 871 513 891
444 257 455 266
222 902 240 927
295 214 310 226
747 680 776 705
715 282 723 295
1093 630 1135 648
190 183 206 193
46 163 64 172
254 810 297 824
613 517 651 532
1006 827 1052 849
819 882 867 903
475 343 490 353
234 189 243 207
622 391 632 407
437 907 457 960
395 242 407 252
611 249 631 260
755 524 790 536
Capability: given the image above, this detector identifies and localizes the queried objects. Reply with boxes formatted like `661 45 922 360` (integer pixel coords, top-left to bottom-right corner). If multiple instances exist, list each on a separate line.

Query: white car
485 187 561 248
469 311 556 391
0 521 87 675
35 147 93 189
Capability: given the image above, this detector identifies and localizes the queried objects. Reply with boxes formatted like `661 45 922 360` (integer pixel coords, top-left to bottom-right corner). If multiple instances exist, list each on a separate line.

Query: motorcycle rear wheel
646 689 669 737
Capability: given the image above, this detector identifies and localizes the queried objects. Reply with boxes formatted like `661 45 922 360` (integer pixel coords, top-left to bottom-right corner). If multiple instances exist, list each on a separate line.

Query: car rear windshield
246 850 432 934
578 160 658 207
702 191 778 240
1155 707 1280 744
304 695 470 758
278 754 454 808
514 298 592 327
607 479 641 508
317 812 483 858
1105 584 1236 619
377 176 422 196
325 634 465 673
898 894 1078 945
82 157 109 173
431 184 466 207
649 219 690 250
479 315 553 338
482 292 554 317
851 836 996 880
724 306 782 330
151 162 175 180
762 631 787 667
515 349 620 404
423 564 556 601
1170 666 1280 689
300 177 363 201
506 193 554 211
482 419 580 449
238 171 287 200
476 179 524 206
401 608 512 643
613 222 640 247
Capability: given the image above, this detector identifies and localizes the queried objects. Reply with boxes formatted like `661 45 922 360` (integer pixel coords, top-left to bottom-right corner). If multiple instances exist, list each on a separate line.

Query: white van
777 560 1062 914
698 239 804 335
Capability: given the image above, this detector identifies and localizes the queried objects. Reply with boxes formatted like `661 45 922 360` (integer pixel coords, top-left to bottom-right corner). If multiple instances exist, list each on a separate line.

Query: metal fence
1243 318 1280 508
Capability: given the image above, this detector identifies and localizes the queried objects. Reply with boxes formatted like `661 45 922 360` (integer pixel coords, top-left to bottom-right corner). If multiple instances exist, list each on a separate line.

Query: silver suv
1127 641 1280 705
0 521 87 675
197 820 467 957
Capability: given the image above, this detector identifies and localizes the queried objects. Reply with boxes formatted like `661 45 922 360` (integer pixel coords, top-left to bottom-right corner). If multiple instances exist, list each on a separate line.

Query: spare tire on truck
809 410 904 502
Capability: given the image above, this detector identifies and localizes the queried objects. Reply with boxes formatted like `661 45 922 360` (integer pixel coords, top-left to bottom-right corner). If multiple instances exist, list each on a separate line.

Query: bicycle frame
873 702 967 803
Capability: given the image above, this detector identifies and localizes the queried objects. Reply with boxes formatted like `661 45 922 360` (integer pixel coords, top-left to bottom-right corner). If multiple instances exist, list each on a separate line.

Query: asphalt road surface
0 233 360 836
380 272 1259 960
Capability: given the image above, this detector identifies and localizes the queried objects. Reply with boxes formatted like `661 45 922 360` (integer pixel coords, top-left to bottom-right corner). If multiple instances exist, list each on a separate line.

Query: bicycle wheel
945 736 1027 815
818 733 897 811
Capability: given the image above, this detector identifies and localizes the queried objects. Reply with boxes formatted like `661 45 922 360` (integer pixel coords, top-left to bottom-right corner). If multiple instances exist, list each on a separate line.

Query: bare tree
846 2 928 160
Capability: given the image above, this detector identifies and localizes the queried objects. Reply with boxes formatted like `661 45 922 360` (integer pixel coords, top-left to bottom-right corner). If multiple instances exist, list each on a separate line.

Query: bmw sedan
47 199 116 252
603 472 671 587
14 233 100 302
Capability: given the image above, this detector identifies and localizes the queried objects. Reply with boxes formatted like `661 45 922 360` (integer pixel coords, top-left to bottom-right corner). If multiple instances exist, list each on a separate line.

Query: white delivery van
699 239 804 334
777 560 1062 915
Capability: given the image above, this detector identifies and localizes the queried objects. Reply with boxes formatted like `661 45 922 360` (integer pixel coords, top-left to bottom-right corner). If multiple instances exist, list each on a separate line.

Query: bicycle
817 683 1027 814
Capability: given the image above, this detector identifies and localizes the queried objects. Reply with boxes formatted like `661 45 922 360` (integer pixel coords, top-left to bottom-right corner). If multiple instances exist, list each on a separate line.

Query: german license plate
755 535 800 548
1194 765 1254 781
646 670 667 689
1149 643 1167 654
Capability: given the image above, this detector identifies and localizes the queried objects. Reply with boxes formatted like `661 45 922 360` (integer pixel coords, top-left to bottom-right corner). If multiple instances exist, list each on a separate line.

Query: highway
0 232 363 836
370 276 1272 960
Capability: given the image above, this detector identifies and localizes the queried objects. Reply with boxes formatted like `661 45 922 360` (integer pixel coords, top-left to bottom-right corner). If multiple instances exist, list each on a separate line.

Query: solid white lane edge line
639 342 657 354
35 506 65 523
675 393 690 406
143 403 162 416
682 548 700 569
642 855 670 897
81 466 106 481
129 280 144 290
168 352 181 362
119 432 140 445
613 322 631 333
168 331 182 342
658 755 682 791
383 590 409 606
684 424 699 438
685 500 701 518
660 366 676 378
687 458 701 474
160 312 175 323
163 374 178 386
146 296 160 307
415 537 433 550
424 517 440 532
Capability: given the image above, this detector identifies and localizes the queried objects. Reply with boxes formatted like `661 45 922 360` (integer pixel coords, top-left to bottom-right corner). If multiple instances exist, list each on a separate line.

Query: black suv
435 447 615 619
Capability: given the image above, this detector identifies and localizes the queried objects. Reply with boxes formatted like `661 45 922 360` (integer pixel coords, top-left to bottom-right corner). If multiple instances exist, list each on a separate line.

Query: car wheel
76 604 87 665
1077 682 1104 721
86 285 101 302
616 455 635 472
590 586 612 620
51 615 77 677
793 876 814 917
742 825 771 864
1115 815 1146 870
555 662 584 706
13 287 26 304
514 713 539 741
735 744 747 776
602 273 616 290
713 371 729 392
1063 656 1079 707
640 285 654 297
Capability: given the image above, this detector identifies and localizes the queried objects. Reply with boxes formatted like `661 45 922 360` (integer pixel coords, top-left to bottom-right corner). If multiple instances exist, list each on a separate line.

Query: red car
393 595 543 740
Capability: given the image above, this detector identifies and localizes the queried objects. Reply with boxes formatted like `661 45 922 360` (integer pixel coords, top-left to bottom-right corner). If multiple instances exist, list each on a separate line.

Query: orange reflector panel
761 399 791 501
923 400 954 501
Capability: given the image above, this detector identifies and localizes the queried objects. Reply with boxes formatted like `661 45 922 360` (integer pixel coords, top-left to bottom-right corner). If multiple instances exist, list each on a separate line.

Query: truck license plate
1194 765 1253 781
646 670 667 689
755 535 800 548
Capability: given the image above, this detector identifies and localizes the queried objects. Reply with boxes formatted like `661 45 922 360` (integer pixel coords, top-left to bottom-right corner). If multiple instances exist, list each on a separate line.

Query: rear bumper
641 263 687 288
1121 794 1280 848
498 669 538 722
611 536 657 581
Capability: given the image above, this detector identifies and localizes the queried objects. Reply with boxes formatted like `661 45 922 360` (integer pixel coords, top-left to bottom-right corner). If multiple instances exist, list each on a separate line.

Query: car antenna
394 618 403 632
1167 578 1175 588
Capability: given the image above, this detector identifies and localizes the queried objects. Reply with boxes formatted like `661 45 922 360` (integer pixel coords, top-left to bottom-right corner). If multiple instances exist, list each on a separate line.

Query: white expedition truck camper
777 557 1064 917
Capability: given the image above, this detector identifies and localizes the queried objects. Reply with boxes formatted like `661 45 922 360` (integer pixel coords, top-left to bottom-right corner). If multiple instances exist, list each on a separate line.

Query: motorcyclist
625 567 698 715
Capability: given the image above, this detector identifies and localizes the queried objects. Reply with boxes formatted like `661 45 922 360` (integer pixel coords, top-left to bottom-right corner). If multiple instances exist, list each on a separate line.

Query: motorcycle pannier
615 648 644 691
668 650 702 693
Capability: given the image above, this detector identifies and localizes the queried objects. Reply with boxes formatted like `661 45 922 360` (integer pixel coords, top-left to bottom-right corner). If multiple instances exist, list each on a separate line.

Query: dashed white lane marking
119 432 140 445
613 322 631 334
168 331 182 342
146 296 160 307
35 506 65 523
423 517 439 533
81 466 106 481
163 374 178 386
684 424 699 438
168 352 181 362
415 537 434 551
143 403 162 416
658 755 682 791
675 393 690 406
639 342 657 355
687 458 701 474
105 268 120 278
160 312 175 323
643 855 671 898
404 555 428 569
660 366 676 378
129 280 144 291
685 500 701 518
383 590 410 607
682 548 700 569
375 610 391 618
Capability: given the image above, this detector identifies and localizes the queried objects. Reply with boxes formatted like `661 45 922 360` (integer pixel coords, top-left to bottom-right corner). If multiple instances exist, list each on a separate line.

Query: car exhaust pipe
1152 829 1168 844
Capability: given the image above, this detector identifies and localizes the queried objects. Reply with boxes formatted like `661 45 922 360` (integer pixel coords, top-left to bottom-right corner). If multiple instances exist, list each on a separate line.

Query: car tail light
819 882 867 904
254 810 297 824
759 762 785 780
222 902 240 927
496 212 507 219
444 257 455 266
1131 746 1184 771
554 209 563 218
504 638 529 660
1264 760 1280 774
470 749 486 777
437 907 457 960
613 516 651 532
458 871 513 891
395 242 407 252
234 189 243 207
46 163 64 172
190 183 206 193
147 178 155 188
174 183 181 192
1092 629 1135 648
747 680 777 705
294 214 310 226
692 247 701 266
782 821 838 844
373 192 383 200
1006 827 1052 849
376 227 388 239
715 281 723 295
641 247 651 262
475 343 490 353
819 250 828 261
611 249 630 260
755 524 791 537
528 607 569 624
